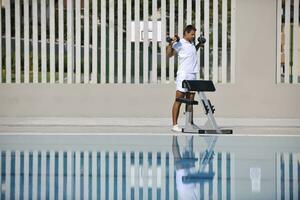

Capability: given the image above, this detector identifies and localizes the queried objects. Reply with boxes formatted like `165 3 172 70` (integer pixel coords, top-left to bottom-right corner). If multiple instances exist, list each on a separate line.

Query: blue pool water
0 134 299 200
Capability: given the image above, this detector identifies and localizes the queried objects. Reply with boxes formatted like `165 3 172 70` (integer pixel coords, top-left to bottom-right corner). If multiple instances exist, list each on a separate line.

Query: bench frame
177 80 232 134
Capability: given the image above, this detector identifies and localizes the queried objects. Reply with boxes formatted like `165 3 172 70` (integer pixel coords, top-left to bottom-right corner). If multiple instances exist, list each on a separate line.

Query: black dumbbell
166 35 180 43
197 35 206 44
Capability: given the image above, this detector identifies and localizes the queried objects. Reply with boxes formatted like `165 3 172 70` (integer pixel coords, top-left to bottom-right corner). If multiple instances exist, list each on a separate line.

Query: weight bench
182 136 218 183
174 135 218 184
176 80 232 134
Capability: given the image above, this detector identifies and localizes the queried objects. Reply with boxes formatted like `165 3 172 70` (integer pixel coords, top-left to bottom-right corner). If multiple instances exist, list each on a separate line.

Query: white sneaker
171 124 182 132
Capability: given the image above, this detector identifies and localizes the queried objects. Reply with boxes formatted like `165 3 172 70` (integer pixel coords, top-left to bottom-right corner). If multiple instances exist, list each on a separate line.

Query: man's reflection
172 135 218 200
173 135 199 199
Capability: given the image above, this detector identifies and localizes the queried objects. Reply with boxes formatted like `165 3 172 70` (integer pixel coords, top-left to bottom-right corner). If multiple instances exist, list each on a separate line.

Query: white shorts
176 73 197 93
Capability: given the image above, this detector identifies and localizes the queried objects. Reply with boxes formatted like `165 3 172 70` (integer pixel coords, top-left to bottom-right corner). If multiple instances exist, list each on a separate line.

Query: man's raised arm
166 43 176 58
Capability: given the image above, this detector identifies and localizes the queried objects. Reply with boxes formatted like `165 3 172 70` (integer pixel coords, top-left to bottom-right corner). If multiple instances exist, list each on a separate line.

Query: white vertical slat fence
277 0 300 84
0 0 236 84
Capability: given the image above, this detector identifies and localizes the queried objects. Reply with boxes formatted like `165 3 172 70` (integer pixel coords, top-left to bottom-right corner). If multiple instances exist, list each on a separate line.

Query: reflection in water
0 135 300 200
0 136 233 200
173 136 202 200
277 153 300 200
172 135 232 200
1 135 298 199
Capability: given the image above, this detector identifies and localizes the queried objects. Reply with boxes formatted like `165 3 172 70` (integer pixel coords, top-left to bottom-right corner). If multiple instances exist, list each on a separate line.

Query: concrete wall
0 0 300 118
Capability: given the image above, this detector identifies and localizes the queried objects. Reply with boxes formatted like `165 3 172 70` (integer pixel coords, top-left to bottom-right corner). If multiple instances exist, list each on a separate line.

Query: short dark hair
183 25 197 35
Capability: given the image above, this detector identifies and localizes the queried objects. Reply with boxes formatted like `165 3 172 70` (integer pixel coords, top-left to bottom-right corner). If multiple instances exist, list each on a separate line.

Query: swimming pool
0 134 299 199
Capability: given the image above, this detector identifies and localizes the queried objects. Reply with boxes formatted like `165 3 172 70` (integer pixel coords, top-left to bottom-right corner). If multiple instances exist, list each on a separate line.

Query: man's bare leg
172 90 186 126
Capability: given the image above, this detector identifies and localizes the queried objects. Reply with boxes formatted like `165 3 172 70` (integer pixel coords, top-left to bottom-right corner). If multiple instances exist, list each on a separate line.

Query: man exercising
166 25 203 132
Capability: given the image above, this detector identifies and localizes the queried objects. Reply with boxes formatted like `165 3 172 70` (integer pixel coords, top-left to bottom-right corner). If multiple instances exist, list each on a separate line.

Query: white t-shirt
172 38 199 75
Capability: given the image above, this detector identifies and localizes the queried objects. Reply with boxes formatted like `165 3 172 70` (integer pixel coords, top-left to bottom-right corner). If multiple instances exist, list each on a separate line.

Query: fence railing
0 0 236 84
277 0 300 84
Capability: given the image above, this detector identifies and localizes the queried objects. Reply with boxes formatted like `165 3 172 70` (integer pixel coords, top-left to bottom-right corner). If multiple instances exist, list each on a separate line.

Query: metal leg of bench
183 110 197 133
182 104 200 133
197 91 221 133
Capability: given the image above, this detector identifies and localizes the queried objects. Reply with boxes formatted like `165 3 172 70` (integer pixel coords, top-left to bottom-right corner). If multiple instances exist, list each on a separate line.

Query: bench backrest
182 80 216 92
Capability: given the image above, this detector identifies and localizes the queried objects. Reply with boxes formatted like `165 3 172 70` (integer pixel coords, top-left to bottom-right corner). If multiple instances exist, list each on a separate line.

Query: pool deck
0 117 299 135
